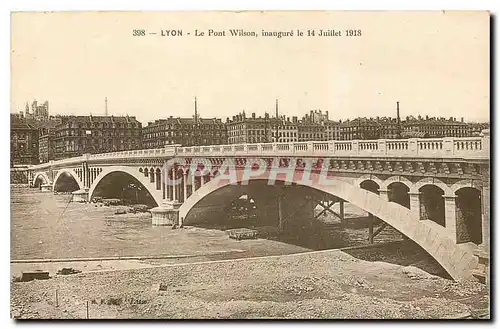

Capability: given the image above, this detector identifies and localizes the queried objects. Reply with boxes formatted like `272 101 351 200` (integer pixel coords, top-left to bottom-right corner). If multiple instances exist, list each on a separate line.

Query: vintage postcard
10 11 490 319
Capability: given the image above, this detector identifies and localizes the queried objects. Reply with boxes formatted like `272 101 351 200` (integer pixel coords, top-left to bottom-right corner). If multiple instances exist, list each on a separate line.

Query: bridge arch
354 175 383 191
52 169 84 191
179 173 477 281
88 166 163 206
410 177 452 195
380 176 413 190
451 179 481 194
455 187 483 245
32 172 51 187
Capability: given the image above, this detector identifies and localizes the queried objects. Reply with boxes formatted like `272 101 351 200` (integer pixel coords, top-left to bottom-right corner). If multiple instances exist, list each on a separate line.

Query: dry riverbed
11 249 488 319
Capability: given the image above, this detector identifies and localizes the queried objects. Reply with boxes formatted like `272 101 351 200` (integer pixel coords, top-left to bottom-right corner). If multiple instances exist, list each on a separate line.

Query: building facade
325 120 341 140
142 116 227 148
10 121 39 166
38 133 56 163
227 112 277 144
339 118 382 140
297 110 330 142
272 116 299 143
402 116 471 138
37 120 60 163
53 115 142 159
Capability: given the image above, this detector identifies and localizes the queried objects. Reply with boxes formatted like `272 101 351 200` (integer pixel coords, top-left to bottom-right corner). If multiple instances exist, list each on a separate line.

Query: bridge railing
88 146 177 160
174 136 489 159
27 135 489 172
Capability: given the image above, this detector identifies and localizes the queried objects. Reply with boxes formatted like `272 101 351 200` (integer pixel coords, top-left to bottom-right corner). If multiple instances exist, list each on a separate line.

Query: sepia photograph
9 10 490 320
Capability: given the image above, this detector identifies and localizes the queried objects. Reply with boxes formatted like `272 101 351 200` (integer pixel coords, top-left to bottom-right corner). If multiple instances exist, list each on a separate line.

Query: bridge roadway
25 135 490 281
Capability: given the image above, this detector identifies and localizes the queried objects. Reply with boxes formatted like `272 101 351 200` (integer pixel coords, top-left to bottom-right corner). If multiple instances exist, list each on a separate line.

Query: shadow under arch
88 166 162 207
33 172 50 188
52 169 84 192
179 171 477 281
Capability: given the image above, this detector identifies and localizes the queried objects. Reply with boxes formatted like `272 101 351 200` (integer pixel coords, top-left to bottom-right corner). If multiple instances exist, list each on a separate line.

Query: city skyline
11 96 491 124
11 11 489 123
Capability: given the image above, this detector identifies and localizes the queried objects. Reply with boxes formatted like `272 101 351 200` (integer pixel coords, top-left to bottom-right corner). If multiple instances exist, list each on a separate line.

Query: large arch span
88 166 163 206
52 169 84 191
32 172 51 187
178 171 477 281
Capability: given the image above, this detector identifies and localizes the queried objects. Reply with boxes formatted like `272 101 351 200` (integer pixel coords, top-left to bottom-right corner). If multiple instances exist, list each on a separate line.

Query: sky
10 11 490 124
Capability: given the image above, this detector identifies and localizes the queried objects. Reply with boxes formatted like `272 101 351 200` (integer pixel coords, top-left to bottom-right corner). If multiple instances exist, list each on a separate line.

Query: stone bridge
26 135 490 281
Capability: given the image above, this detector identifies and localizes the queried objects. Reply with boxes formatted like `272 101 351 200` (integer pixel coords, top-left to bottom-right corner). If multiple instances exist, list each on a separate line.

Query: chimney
105 97 108 116
396 101 401 125
252 113 256 119
461 117 464 123
326 110 329 119
194 96 198 123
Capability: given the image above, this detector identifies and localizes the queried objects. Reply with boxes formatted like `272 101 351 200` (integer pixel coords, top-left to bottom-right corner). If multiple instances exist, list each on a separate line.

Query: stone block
226 228 259 240
151 205 180 226
20 270 50 282
40 184 52 192
72 189 89 203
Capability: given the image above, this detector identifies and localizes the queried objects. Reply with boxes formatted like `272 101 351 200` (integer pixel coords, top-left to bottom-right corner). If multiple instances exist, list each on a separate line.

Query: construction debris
19 270 50 282
56 268 82 275
226 228 259 240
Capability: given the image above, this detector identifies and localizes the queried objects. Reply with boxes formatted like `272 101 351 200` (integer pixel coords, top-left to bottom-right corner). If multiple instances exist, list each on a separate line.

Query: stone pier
151 200 181 226
40 184 52 192
72 189 89 203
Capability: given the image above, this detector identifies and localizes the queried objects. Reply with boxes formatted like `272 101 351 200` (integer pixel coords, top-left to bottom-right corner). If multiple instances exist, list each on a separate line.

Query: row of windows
55 130 141 137
144 124 225 132
143 138 226 146
65 123 140 129
273 132 298 138
143 131 225 139
276 138 298 143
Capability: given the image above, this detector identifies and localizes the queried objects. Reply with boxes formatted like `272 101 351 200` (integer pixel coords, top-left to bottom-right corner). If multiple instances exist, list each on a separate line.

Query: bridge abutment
151 200 181 226
443 195 458 243
72 188 89 202
40 184 52 192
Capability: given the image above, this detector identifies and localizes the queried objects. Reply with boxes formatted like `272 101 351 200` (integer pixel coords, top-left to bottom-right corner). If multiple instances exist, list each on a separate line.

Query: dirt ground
10 187 489 319
10 249 488 319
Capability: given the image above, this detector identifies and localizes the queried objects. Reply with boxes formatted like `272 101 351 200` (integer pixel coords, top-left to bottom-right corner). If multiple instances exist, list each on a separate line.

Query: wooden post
172 168 177 202
183 173 188 202
368 213 374 244
278 194 283 232
340 200 345 225
86 300 89 319
310 196 315 227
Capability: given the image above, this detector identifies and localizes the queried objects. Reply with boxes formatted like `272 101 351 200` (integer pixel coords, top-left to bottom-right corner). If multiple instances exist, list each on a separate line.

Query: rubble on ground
227 228 259 240
57 268 82 276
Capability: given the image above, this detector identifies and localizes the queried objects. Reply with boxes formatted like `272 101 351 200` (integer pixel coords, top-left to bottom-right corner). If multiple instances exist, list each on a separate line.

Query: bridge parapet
176 136 489 159
88 145 177 161
27 135 489 172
